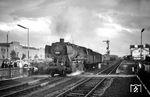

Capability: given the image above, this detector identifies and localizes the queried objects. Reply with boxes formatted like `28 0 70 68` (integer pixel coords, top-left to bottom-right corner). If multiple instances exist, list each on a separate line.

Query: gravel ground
101 77 149 97
91 78 114 97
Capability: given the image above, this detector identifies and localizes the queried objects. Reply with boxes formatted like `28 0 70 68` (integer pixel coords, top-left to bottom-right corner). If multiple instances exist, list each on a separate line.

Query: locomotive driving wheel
60 70 66 76
51 72 54 77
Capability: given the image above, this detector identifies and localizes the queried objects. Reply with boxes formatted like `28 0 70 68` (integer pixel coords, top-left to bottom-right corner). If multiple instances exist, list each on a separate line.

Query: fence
0 67 29 80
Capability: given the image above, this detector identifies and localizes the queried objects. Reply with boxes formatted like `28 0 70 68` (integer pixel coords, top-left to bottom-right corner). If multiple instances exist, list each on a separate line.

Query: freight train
45 39 102 76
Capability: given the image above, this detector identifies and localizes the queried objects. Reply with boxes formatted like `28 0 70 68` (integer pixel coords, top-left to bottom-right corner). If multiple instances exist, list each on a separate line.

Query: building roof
22 46 39 50
0 41 40 50
0 43 10 47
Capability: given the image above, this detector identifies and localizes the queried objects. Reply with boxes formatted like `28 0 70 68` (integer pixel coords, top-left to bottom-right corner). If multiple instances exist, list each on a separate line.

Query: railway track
97 60 121 75
24 60 121 97
56 60 122 97
0 77 65 97
0 77 42 91
84 60 120 75
0 60 121 97
27 77 82 97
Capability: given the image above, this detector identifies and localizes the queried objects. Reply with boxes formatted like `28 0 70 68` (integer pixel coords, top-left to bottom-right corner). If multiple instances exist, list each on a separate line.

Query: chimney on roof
60 38 64 43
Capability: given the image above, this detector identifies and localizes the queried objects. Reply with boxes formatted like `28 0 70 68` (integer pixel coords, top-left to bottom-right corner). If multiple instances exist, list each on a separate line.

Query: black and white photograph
0 0 150 97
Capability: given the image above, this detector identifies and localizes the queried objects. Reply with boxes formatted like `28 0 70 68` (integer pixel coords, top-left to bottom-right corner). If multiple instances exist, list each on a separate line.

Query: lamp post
17 24 29 59
140 28 144 60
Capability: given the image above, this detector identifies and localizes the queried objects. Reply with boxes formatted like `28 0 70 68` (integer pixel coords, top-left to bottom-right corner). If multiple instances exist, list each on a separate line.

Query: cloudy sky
0 0 150 56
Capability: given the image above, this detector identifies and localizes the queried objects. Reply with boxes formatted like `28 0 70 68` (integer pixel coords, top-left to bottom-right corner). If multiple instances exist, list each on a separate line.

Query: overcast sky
0 0 150 56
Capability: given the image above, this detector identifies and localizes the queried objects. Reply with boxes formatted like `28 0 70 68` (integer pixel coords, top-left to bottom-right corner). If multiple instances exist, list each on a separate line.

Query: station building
130 44 150 60
0 41 45 62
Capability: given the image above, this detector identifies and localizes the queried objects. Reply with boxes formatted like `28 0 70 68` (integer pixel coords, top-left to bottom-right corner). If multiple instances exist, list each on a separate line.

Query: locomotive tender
45 38 102 76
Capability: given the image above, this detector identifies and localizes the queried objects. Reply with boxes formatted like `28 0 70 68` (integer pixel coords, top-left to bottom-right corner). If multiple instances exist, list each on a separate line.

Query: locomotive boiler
45 38 102 76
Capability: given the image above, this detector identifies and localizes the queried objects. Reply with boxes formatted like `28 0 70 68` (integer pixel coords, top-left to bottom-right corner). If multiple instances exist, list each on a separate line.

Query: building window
1 48 6 54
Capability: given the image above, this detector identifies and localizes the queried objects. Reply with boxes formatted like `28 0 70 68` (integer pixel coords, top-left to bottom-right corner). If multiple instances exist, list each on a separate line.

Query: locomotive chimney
60 38 64 43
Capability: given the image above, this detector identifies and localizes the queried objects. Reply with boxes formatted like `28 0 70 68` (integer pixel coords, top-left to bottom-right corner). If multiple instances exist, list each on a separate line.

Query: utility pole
7 31 9 58
103 40 110 55
70 32 74 44
140 28 144 60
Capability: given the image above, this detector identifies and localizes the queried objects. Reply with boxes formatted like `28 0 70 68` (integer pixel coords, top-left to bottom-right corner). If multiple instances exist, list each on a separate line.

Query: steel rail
1 77 64 97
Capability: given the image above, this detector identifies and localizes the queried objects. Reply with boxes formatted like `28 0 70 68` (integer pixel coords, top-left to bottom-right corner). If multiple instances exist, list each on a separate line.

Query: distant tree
21 53 26 60
17 52 19 57
34 54 39 59
10 50 19 60
10 50 16 59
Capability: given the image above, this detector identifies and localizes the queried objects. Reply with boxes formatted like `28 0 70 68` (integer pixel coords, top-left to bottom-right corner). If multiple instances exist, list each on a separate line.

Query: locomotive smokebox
60 38 64 43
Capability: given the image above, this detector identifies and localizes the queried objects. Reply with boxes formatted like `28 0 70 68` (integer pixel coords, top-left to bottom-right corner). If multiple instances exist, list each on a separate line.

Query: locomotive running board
77 74 136 78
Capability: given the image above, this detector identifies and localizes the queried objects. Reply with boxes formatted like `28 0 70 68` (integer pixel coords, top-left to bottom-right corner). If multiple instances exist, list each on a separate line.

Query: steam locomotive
45 38 102 76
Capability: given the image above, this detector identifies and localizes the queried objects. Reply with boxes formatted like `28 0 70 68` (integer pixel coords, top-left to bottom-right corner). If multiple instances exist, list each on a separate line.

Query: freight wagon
45 39 102 76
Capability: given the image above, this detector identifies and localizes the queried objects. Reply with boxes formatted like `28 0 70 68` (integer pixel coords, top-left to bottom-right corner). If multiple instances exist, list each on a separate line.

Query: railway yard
1 0 150 97
0 60 149 97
